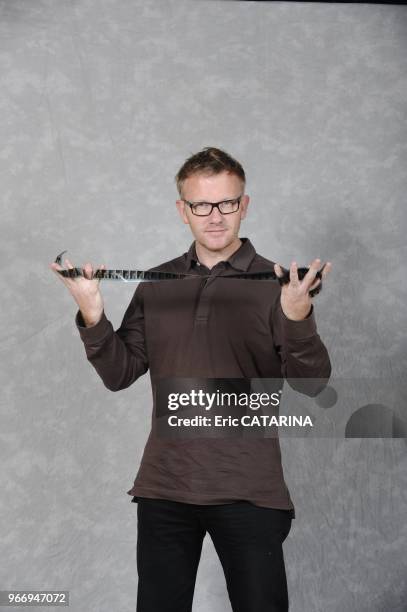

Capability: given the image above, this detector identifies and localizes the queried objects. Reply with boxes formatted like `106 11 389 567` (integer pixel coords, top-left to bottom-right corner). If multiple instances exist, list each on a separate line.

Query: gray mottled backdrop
1 1 406 610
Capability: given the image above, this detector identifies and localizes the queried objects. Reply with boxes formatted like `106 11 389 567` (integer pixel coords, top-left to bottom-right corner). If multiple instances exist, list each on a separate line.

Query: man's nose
209 205 224 222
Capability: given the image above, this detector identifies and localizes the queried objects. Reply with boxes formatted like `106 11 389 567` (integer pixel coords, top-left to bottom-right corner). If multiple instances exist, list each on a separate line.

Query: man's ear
176 199 190 225
239 195 250 221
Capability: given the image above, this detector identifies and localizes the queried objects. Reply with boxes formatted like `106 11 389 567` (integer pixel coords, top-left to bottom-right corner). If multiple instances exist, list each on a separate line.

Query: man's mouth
206 228 227 233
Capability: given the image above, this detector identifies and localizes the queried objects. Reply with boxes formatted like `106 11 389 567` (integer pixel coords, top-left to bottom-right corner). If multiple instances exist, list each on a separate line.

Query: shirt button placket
195 278 210 325
194 264 224 326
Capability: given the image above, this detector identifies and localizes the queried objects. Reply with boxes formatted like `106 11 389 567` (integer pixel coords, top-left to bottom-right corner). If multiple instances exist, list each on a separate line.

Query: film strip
54 250 323 297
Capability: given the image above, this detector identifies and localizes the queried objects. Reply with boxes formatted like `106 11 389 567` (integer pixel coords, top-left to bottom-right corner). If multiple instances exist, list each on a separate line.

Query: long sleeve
75 284 149 391
271 295 332 397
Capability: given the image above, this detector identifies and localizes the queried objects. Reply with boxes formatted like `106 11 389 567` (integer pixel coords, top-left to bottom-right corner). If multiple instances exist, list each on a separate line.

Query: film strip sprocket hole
54 250 324 297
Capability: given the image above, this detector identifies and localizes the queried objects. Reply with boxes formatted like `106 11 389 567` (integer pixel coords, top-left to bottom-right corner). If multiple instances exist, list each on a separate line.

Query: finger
50 261 64 272
289 261 300 287
303 258 321 287
50 262 67 281
95 263 105 281
49 261 74 286
83 262 93 280
320 261 332 279
309 277 321 291
274 263 283 278
65 258 74 269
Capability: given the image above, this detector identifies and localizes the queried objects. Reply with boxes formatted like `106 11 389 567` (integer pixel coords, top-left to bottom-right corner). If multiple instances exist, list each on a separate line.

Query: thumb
274 263 283 277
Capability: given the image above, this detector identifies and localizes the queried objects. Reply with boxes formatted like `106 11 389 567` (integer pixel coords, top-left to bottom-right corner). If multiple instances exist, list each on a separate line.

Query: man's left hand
273 258 332 321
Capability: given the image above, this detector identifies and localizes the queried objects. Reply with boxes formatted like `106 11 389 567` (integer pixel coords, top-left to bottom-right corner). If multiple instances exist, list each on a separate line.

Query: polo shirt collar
185 237 256 272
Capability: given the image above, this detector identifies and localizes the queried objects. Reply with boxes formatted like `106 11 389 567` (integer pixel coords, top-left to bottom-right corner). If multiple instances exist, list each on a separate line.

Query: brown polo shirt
75 237 332 519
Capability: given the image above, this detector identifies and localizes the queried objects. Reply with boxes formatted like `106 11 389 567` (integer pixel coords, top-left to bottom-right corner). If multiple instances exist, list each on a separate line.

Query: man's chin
201 230 231 250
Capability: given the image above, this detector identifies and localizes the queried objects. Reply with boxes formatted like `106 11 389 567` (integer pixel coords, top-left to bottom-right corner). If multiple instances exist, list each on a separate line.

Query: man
51 146 332 612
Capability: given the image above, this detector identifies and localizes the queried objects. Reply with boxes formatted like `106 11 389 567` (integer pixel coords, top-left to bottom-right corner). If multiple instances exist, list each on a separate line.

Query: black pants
135 497 292 612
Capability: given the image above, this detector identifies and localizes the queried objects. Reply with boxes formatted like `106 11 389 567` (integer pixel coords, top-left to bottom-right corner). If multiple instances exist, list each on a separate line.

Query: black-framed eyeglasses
183 195 243 216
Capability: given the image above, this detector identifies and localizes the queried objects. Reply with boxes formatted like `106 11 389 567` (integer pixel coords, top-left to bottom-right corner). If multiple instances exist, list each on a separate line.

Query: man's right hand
50 257 106 327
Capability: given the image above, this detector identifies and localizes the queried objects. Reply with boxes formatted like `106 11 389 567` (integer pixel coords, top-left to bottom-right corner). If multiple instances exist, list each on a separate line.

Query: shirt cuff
75 309 112 343
278 302 317 340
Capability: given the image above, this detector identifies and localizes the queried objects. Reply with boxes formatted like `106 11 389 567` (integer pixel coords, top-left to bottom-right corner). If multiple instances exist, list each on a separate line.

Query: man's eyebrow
190 196 238 202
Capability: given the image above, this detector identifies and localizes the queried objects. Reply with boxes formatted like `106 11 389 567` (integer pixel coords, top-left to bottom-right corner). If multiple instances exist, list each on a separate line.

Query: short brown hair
175 146 246 198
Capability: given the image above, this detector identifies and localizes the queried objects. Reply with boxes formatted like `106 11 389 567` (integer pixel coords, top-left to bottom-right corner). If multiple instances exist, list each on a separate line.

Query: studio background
1 1 406 610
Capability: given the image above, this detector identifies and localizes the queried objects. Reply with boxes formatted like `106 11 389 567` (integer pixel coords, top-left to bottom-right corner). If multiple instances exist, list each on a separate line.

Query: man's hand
273 259 332 321
50 258 106 326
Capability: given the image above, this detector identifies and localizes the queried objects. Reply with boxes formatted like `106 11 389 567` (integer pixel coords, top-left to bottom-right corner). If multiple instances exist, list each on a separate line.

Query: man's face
175 171 250 252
